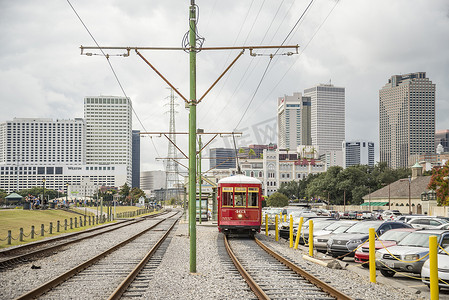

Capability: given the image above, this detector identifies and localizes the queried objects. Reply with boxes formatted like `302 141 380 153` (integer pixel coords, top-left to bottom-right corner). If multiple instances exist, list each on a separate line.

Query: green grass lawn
0 206 158 249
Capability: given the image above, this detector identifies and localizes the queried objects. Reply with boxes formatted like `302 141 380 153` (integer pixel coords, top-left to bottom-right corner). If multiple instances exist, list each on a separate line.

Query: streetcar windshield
235 187 246 207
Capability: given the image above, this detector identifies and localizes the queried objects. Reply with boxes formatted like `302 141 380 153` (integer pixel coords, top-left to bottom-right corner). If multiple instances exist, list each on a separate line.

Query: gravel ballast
144 222 425 300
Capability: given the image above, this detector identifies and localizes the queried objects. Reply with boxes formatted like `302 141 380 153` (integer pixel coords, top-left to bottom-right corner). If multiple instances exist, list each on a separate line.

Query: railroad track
15 211 181 299
224 235 353 300
0 210 168 270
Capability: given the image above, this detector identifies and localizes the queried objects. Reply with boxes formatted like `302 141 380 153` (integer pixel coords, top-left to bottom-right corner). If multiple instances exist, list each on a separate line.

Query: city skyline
1 1 448 171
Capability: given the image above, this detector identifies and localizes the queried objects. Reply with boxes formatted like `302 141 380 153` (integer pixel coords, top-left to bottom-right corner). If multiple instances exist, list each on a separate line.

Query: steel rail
0 211 168 269
108 215 180 300
254 238 354 300
223 235 270 300
15 213 177 299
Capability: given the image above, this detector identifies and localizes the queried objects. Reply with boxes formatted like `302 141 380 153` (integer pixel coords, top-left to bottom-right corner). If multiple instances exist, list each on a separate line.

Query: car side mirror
379 229 385 235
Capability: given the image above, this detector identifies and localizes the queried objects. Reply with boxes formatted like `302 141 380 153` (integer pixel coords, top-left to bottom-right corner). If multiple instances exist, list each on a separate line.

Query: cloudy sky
1 0 448 173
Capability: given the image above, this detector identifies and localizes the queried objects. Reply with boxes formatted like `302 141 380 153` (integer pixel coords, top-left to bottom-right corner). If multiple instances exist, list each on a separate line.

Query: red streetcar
217 174 263 236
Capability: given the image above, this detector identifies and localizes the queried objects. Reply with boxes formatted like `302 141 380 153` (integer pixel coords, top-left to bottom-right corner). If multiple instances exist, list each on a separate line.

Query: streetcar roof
218 174 262 185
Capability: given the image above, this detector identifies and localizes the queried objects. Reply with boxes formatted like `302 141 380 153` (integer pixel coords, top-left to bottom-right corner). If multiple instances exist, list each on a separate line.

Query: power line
242 0 340 126
232 0 316 130
66 0 161 158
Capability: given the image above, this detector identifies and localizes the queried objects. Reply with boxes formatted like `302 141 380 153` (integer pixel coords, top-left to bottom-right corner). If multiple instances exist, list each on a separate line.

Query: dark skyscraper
132 130 140 188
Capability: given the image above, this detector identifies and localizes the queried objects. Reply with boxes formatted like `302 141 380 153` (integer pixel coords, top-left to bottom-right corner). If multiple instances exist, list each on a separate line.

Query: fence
0 208 154 247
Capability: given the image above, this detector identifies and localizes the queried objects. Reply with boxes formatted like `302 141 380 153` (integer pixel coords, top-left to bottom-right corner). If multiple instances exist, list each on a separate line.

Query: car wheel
380 269 395 277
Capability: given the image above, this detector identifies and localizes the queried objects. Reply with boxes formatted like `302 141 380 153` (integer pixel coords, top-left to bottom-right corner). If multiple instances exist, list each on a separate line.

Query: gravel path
145 223 425 300
1 216 427 299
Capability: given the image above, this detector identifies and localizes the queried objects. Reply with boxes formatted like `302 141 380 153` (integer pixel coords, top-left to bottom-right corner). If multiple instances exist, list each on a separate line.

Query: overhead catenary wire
232 0 315 130
66 0 161 158
244 0 340 125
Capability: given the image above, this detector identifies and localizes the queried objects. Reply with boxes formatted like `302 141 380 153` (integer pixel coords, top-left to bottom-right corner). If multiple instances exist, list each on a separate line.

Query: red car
354 228 417 266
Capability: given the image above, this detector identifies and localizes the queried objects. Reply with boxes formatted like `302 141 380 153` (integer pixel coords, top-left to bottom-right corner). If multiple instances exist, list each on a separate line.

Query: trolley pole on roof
188 0 197 273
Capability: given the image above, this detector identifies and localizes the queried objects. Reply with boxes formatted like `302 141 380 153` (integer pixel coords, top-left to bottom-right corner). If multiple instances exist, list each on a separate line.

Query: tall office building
0 118 85 165
304 84 345 154
132 130 140 188
0 118 127 193
209 148 236 170
277 93 311 149
343 141 375 168
84 96 132 184
379 72 435 168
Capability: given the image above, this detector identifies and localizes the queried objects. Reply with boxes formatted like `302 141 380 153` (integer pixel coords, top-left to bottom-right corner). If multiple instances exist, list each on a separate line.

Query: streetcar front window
248 187 259 207
235 187 247 207
222 187 233 206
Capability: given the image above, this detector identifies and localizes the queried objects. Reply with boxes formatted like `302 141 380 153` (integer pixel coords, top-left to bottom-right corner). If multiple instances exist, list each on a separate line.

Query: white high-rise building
304 84 345 154
342 141 375 168
0 118 85 165
277 93 311 150
84 96 132 184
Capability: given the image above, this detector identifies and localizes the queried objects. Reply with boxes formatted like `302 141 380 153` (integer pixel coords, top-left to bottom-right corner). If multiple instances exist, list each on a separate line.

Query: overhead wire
203 0 285 127
244 0 340 124
232 0 316 130
66 0 161 158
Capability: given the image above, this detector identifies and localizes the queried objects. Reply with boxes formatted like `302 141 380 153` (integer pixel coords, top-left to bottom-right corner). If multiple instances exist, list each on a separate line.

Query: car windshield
345 222 381 234
379 230 413 242
313 221 335 230
333 225 352 233
269 208 282 214
398 232 441 247
290 211 305 217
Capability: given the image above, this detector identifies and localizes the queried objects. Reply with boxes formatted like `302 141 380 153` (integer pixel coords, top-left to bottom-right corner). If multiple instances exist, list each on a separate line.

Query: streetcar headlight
237 214 243 219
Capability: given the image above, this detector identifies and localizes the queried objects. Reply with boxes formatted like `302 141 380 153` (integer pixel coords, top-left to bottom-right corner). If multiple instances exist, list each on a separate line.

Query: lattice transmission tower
164 88 181 204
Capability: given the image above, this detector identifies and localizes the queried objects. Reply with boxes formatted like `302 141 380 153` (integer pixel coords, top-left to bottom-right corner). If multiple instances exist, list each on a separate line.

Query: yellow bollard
265 214 268 236
308 220 314 257
369 228 376 283
275 215 279 241
294 217 304 249
284 214 287 222
429 235 439 299
289 216 294 248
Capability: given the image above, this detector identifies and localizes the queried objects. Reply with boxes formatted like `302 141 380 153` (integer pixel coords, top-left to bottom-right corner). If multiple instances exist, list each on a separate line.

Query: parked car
348 211 358 219
295 219 338 244
421 244 449 289
278 211 319 239
313 221 357 253
354 228 417 266
382 210 402 220
407 217 448 229
361 211 374 220
327 221 412 258
376 229 449 277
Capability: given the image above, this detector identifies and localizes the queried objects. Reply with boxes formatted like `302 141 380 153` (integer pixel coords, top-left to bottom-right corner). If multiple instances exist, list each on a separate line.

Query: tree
267 192 288 207
428 161 449 205
248 148 256 158
129 187 146 203
119 183 131 200
277 181 299 199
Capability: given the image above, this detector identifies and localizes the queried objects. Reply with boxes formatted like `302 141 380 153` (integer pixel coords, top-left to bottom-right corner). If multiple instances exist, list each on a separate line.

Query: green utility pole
80 3 298 275
188 0 197 273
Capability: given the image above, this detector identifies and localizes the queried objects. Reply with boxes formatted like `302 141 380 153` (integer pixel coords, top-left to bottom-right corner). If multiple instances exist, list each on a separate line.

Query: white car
407 217 448 229
421 245 449 289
